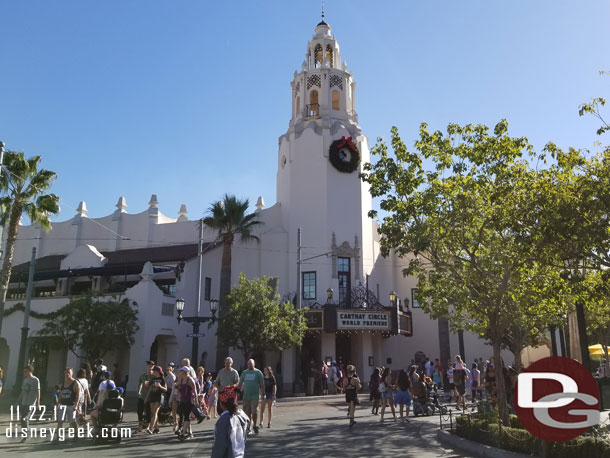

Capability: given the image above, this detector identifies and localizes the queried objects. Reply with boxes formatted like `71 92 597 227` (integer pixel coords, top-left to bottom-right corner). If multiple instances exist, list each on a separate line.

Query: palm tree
0 150 60 335
203 194 262 370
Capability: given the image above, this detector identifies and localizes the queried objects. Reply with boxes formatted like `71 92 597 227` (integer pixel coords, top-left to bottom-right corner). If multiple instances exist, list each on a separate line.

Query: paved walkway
0 396 467 457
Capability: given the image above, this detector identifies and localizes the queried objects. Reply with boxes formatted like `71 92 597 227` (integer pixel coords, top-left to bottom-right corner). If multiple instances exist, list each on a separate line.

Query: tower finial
322 0 325 21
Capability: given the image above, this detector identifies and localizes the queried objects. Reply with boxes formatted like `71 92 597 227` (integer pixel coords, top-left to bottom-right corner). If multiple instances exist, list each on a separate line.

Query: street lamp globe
327 288 334 300
175 297 185 313
210 298 219 314
389 291 397 305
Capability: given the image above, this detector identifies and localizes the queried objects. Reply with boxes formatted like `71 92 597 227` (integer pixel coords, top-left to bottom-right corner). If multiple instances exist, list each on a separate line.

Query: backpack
336 367 343 379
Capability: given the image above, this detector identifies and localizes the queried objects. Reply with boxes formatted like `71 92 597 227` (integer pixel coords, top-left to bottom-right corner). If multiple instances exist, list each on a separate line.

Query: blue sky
1 1 609 221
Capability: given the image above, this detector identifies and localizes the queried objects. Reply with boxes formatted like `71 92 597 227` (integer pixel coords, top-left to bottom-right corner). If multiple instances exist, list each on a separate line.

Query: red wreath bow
336 136 356 151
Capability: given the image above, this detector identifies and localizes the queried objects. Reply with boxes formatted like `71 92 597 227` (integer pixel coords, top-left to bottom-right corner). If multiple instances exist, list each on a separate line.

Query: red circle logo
514 356 600 442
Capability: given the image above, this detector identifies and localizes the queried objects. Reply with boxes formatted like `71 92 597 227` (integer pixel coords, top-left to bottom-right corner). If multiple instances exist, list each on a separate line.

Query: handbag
378 382 387 393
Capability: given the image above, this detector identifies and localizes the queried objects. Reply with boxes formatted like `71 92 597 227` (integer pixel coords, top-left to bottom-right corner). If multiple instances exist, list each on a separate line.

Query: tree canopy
216 274 306 363
37 294 139 363
361 121 571 422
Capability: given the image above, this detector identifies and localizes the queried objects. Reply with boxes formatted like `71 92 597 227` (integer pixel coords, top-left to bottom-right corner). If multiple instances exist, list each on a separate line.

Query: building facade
0 20 508 394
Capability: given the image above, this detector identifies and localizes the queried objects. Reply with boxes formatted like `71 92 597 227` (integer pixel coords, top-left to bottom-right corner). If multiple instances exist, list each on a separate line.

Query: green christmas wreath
329 136 360 173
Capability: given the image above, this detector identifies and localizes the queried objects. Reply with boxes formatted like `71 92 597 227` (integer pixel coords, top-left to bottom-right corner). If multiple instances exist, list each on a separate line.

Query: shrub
455 413 610 458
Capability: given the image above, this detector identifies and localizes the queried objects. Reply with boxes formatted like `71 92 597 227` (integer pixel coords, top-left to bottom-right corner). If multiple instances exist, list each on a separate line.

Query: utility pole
0 142 5 260
293 228 304 395
15 247 36 390
193 219 205 367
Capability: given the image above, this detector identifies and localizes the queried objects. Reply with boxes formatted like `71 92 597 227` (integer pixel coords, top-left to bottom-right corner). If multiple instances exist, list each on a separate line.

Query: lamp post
389 291 397 307
176 297 218 366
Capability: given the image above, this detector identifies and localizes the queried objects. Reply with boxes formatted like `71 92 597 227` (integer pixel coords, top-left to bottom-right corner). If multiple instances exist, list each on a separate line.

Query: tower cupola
289 18 357 125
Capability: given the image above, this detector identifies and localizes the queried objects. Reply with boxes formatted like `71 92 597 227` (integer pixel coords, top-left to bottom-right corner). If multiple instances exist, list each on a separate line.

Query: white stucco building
0 20 510 394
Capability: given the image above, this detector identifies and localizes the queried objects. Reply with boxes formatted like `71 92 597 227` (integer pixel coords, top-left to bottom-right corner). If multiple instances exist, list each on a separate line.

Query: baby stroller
427 385 448 415
158 400 174 426
412 379 439 416
93 389 124 444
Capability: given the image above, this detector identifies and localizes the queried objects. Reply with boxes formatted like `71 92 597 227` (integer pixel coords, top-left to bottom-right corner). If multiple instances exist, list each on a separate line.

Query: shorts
449 383 456 390
456 384 466 396
382 390 394 400
58 405 76 423
242 399 259 416
264 393 274 401
394 389 412 407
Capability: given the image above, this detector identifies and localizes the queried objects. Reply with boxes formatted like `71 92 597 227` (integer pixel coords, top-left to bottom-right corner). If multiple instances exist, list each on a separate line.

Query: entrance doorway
301 332 321 395
336 332 352 366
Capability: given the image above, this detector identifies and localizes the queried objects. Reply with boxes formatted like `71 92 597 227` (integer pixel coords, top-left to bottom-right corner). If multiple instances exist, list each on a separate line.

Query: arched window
332 90 340 110
314 44 323 68
309 90 319 116
296 96 300 117
326 45 334 68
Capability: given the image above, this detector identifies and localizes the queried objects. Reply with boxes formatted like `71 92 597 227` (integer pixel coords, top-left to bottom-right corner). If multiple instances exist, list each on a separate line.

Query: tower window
308 90 319 116
296 96 300 117
326 45 334 68
314 44 323 67
332 90 340 110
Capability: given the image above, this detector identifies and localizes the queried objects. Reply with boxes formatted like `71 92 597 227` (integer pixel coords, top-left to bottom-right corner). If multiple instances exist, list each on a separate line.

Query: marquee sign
337 310 391 330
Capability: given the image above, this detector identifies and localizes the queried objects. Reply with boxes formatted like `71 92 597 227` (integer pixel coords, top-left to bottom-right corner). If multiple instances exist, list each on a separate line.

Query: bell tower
290 20 357 125
275 17 374 294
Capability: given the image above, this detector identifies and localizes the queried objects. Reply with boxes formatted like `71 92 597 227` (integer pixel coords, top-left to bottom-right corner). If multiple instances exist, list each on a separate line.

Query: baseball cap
168 362 175 367
145 360 155 365
178 366 189 373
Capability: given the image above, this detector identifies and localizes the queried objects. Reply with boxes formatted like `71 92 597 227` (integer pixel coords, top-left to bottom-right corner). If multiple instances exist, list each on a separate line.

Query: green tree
217 274 306 363
37 294 139 363
581 270 610 360
578 71 609 137
361 121 569 423
0 150 60 335
203 194 263 370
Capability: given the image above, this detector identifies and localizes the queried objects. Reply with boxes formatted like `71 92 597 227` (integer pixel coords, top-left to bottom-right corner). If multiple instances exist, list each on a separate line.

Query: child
52 384 61 407
203 373 213 404
342 365 361 427
208 382 218 419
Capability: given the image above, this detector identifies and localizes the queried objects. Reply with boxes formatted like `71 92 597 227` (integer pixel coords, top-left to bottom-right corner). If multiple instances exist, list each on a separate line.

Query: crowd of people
8 350 610 456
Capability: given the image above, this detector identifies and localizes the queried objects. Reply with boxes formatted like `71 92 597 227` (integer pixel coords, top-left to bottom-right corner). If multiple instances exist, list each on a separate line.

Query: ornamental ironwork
330 74 343 90
307 74 321 90
338 284 385 309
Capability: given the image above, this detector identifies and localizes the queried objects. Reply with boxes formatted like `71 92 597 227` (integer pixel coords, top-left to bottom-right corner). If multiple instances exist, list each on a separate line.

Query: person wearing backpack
342 365 361 427
321 361 329 395
453 355 468 410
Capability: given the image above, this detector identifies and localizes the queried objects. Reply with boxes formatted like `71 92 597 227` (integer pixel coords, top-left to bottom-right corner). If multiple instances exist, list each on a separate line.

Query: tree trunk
215 236 233 371
493 338 510 424
438 317 451 392
511 331 524 372
513 347 523 373
0 202 22 335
